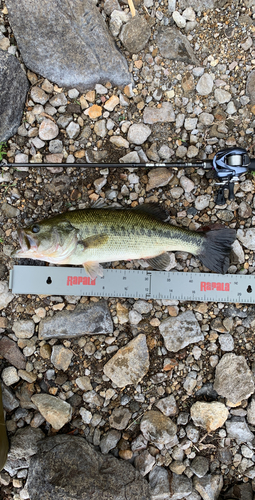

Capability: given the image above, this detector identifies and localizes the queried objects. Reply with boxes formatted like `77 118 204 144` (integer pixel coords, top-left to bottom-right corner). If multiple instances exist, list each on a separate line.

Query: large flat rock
0 50 29 142
26 435 151 500
5 0 132 90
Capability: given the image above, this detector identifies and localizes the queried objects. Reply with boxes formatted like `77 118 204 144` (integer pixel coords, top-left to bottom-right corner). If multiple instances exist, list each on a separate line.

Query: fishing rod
2 147 255 205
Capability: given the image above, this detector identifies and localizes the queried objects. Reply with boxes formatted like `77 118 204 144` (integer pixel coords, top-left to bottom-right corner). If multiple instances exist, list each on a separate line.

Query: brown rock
0 337 26 369
85 104 102 119
190 402 229 432
146 167 173 191
181 72 195 92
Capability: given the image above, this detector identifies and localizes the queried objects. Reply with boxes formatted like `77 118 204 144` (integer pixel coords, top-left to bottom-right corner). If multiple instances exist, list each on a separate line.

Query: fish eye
32 224 40 233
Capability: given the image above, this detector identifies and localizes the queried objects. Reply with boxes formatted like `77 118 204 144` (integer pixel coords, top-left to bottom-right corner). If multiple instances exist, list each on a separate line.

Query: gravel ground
1 0 255 499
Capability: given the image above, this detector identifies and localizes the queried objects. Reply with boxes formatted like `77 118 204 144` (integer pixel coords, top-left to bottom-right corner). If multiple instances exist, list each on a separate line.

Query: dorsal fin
132 204 169 222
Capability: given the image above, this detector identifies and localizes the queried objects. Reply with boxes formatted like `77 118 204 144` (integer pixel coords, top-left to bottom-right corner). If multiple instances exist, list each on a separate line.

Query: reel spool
212 148 251 204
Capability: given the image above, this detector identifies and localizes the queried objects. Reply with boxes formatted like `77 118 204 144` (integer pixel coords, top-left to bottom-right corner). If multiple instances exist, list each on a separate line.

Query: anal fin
83 261 104 279
146 252 170 271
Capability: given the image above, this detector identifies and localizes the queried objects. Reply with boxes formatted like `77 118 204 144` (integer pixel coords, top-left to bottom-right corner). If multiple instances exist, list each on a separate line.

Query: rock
38 301 113 339
4 426 44 476
110 136 129 148
1 367 20 386
0 337 26 369
39 119 59 141
225 418 254 443
159 311 203 352
140 410 177 447
49 93 67 107
157 27 198 64
196 73 214 96
109 406 131 430
190 456 209 478
100 429 121 454
76 376 93 392
0 50 29 142
247 396 255 425
31 394 72 430
155 394 178 417
218 333 234 351
149 466 171 499
79 408 92 424
214 89 232 104
246 70 255 104
143 102 175 124
195 194 211 210
170 473 192 499
1 383 19 411
120 15 151 53
172 11 186 28
237 228 255 250
191 402 229 432
213 353 254 404
134 450 155 476
66 121 80 139
127 123 151 145
103 334 149 387
51 345 73 371
30 86 49 105
194 474 223 500
83 390 104 407
12 320 35 339
5 0 131 90
1 202 20 217
26 435 151 500
178 0 216 10
146 168 173 191
133 300 153 314
116 303 129 324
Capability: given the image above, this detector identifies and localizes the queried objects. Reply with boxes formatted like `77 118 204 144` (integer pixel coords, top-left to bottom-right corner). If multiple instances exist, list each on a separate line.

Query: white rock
172 11 186 28
2 366 20 386
0 281 14 310
127 123 151 145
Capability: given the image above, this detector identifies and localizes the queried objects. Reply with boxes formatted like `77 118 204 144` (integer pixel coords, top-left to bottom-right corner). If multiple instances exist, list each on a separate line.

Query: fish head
14 218 78 263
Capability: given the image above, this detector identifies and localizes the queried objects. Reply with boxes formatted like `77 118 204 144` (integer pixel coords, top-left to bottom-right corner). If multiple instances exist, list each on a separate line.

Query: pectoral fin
146 252 170 270
83 261 104 279
78 234 108 249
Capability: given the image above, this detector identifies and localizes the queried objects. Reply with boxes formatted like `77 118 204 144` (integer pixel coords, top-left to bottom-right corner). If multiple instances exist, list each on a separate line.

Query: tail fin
198 226 236 274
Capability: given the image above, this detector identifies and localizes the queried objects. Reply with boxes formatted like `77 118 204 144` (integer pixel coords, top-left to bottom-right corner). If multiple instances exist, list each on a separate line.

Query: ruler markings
9 266 255 304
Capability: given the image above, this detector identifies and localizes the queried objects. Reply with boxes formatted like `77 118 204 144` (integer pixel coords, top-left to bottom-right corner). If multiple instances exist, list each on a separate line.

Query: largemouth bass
14 205 236 278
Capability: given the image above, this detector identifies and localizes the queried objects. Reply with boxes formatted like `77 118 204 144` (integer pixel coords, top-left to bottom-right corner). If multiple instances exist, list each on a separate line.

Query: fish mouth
16 229 38 253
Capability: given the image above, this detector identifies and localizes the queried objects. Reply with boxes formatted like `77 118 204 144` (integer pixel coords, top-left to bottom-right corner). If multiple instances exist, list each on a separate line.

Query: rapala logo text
67 276 96 286
200 282 230 292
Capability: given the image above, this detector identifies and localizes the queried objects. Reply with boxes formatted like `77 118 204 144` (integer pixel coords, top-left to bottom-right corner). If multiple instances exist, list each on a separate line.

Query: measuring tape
9 266 254 303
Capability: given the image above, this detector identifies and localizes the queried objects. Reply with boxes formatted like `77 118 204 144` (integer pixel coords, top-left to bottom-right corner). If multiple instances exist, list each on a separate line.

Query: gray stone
134 450 155 476
170 473 192 500
38 301 113 339
149 466 171 499
31 394 72 430
30 86 49 105
4 426 45 474
103 334 149 388
1 383 19 412
246 70 255 104
143 102 175 124
214 89 231 104
76 376 93 392
194 474 223 500
178 0 216 9
159 311 203 353
5 0 131 90
140 410 177 447
218 333 234 351
196 73 214 96
12 320 35 339
237 228 255 250
100 430 121 454
213 353 254 404
119 15 151 54
49 93 67 107
26 435 151 500
247 396 255 425
83 390 104 407
2 367 20 386
157 27 198 64
109 406 131 430
1 202 20 218
51 345 73 371
39 119 59 141
0 50 29 142
146 168 173 191
49 139 63 153
94 119 107 138
225 418 254 444
66 121 80 139
190 456 209 478
127 123 151 145
195 194 211 210
155 394 178 417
